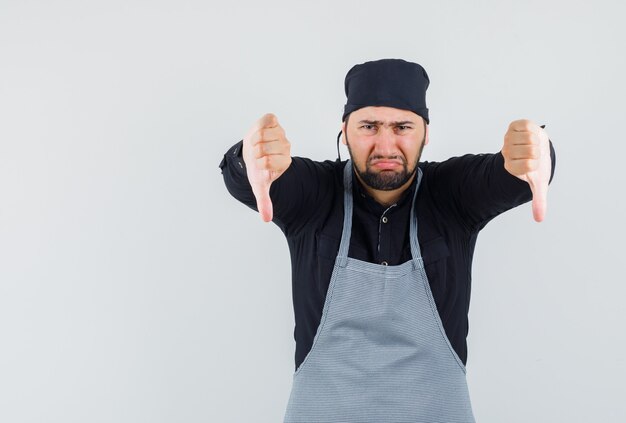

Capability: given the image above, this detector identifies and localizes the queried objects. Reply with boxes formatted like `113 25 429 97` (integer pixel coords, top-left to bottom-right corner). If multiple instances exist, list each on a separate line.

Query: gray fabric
283 161 475 423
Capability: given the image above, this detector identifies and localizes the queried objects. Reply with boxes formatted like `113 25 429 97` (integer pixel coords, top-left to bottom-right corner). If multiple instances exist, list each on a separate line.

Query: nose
373 126 398 157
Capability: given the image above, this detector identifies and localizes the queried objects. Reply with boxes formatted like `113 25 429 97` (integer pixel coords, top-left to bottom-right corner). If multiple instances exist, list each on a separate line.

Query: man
219 58 556 422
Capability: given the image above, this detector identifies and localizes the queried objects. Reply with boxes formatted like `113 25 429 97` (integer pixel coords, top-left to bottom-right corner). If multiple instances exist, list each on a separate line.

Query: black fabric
343 58 430 123
220 140 556 370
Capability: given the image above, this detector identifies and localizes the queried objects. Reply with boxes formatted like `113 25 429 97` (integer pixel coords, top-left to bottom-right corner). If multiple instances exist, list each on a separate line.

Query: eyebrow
357 120 415 126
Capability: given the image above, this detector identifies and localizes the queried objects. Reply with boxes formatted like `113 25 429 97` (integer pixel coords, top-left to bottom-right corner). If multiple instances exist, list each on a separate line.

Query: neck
354 171 416 207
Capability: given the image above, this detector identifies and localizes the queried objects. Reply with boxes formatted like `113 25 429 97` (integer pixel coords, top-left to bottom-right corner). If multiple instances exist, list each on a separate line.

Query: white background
1 0 625 422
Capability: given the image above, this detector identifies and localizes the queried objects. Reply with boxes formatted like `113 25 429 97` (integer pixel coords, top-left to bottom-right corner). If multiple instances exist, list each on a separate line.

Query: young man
220 58 556 422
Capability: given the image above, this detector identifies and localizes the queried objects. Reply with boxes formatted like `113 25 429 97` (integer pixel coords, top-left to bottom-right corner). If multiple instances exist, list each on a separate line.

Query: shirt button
382 216 388 223
381 261 388 266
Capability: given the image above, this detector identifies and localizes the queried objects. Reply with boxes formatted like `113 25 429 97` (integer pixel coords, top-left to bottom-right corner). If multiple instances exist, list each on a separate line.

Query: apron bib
284 161 475 423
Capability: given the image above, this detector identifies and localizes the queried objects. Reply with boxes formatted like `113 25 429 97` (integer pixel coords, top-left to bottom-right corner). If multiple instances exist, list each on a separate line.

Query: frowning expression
342 106 429 191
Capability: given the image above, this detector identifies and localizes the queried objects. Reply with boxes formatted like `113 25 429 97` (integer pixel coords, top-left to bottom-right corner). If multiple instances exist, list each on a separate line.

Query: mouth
369 159 404 170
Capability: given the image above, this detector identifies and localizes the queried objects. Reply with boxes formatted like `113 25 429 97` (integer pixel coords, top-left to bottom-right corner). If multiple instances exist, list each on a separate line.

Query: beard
345 137 425 191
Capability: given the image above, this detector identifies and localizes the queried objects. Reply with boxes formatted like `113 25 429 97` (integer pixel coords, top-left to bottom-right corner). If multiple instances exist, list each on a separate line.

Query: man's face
342 106 429 191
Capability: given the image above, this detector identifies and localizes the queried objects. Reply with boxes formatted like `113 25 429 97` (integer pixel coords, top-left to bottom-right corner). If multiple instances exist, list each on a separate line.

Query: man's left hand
502 119 552 223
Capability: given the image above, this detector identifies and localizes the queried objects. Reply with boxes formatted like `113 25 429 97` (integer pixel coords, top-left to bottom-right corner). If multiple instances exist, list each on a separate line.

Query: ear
424 121 429 146
341 121 347 145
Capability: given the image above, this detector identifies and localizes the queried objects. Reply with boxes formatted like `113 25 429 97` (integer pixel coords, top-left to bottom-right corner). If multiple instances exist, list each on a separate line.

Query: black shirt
220 139 556 370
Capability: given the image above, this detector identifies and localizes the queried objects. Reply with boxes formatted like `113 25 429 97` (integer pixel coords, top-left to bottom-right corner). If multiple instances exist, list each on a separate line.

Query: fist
502 119 551 222
242 113 292 222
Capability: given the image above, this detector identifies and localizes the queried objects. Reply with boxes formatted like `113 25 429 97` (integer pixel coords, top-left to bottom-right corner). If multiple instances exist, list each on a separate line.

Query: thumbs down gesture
502 119 552 223
242 113 292 222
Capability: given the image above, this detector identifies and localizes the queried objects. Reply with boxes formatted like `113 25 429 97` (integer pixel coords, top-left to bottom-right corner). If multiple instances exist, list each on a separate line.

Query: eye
360 124 377 131
396 125 410 131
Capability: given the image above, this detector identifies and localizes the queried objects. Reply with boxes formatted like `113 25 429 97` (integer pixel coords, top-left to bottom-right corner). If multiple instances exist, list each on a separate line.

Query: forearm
470 138 556 230
430 139 556 233
220 139 334 233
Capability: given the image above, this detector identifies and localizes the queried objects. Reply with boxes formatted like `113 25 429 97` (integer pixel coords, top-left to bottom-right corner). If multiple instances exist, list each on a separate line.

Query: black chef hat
342 58 430 124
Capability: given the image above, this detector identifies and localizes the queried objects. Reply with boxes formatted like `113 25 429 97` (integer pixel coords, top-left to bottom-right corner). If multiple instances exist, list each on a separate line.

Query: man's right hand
242 113 292 222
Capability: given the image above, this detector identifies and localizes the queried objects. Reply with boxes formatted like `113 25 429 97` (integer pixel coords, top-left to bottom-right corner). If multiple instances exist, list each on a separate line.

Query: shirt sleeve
427 140 556 233
219 140 335 234
219 140 257 211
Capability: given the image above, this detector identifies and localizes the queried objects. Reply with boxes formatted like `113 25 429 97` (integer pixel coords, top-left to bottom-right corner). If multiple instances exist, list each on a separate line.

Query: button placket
377 204 395 265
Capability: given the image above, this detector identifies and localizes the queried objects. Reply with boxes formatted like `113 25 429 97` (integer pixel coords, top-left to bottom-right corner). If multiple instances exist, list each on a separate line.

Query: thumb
527 173 548 222
259 113 278 129
251 180 273 222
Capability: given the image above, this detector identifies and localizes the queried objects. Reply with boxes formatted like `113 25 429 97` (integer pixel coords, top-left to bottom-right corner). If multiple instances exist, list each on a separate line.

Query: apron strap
409 167 425 269
336 161 353 267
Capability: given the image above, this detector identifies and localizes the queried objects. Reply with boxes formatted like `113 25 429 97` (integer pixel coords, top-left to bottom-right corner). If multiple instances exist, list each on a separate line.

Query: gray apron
283 161 475 423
